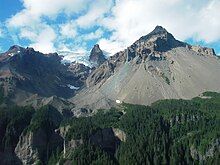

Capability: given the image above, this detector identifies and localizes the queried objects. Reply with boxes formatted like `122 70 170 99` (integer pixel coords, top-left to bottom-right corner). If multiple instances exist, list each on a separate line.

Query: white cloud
5 0 113 54
20 28 38 41
7 9 40 28
22 0 89 16
60 21 77 38
83 29 104 41
29 26 57 53
6 0 92 53
7 0 90 28
100 0 220 54
76 0 113 28
98 38 125 56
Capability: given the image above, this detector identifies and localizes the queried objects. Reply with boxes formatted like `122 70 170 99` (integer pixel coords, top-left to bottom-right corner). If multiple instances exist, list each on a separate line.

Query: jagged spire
89 44 106 67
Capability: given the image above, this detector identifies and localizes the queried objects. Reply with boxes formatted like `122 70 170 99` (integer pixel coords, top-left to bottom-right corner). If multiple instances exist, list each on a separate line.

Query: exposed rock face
68 62 92 82
169 114 200 127
190 139 220 162
86 61 116 87
15 129 63 165
15 106 63 164
15 131 42 165
0 46 85 104
189 45 216 56
89 128 126 155
89 44 106 67
112 128 126 142
71 26 220 110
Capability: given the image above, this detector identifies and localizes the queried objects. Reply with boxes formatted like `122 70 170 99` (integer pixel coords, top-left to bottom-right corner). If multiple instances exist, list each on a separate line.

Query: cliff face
14 105 63 164
15 128 63 165
15 131 43 165
89 128 126 155
190 139 220 162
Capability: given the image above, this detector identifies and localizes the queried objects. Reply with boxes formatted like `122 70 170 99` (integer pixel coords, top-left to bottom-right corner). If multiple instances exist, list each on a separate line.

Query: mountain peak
152 25 168 34
89 44 106 67
93 44 100 49
139 25 171 42
8 45 25 52
137 25 186 52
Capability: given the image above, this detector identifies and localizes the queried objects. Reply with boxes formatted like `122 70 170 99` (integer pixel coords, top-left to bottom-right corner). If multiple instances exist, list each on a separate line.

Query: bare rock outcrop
190 139 220 162
15 128 63 165
189 45 216 56
89 44 106 67
15 131 42 165
89 128 126 155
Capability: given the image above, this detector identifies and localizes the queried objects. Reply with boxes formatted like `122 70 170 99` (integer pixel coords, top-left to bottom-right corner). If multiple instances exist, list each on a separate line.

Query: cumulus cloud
4 0 220 56
7 0 90 28
99 0 220 54
83 29 104 41
6 0 91 53
76 0 113 28
60 21 78 38
29 26 57 53
98 38 125 56
20 28 38 41
5 0 113 54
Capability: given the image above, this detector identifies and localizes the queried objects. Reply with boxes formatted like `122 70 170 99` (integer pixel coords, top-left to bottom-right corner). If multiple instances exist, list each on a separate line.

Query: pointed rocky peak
151 25 168 35
136 25 186 52
139 25 174 42
89 44 106 67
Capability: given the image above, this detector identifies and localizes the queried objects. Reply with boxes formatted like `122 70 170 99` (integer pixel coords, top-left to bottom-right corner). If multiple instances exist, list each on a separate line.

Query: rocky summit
89 44 106 67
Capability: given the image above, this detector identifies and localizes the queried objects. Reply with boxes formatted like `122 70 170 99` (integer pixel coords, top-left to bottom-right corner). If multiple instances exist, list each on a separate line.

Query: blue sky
0 0 220 58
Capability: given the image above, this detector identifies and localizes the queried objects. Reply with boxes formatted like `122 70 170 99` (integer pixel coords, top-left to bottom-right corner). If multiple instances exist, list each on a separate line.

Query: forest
0 91 219 164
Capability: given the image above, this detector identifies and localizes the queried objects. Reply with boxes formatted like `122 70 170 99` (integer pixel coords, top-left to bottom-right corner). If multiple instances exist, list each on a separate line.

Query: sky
0 0 220 59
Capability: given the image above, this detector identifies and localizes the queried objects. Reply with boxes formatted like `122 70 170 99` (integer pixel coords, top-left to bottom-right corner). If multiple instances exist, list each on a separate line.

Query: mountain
89 44 106 67
0 26 220 165
0 46 85 104
71 26 220 110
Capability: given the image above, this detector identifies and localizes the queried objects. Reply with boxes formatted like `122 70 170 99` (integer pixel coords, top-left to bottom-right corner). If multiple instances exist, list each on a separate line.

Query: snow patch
8 50 20 57
58 50 92 67
8 53 15 56
68 84 80 90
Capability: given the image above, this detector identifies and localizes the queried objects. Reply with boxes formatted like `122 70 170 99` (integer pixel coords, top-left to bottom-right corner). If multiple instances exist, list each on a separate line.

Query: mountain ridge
0 26 219 110
71 26 220 110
